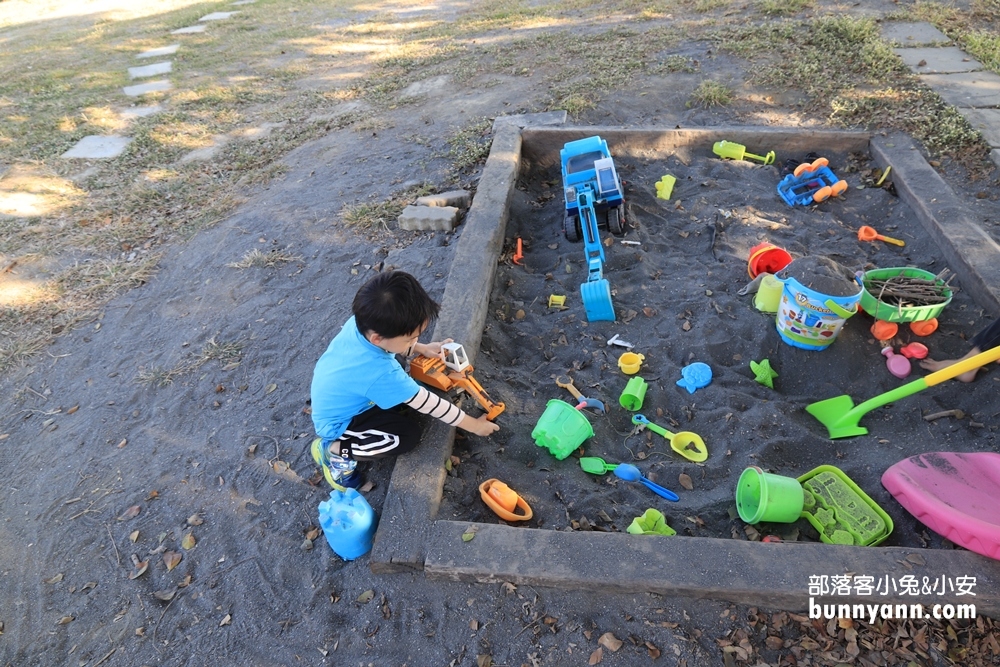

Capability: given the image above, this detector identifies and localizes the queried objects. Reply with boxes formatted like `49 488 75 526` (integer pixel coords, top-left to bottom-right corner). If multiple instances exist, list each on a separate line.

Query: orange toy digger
408 343 505 420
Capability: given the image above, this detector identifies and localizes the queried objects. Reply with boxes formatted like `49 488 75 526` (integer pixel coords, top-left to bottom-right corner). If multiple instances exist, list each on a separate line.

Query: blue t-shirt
310 316 421 440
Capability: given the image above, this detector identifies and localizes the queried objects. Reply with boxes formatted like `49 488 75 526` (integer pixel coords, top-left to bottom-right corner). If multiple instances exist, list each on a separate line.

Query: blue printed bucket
775 277 861 351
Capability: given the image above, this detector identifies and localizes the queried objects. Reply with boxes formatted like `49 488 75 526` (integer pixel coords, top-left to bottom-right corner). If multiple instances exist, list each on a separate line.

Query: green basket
858 267 952 323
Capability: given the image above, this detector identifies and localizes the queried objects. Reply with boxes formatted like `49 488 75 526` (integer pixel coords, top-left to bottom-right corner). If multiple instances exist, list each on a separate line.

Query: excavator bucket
581 279 615 322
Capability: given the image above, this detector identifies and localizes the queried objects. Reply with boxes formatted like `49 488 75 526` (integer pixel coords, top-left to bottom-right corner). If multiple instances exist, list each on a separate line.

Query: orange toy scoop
479 479 533 522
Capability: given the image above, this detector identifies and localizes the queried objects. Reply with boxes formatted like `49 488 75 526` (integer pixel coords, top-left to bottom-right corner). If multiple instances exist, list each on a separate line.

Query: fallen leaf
470 619 479 631
181 533 196 550
358 480 375 493
598 632 623 652
477 655 493 667
66 405 79 414
117 439 127 448
81 581 97 592
153 588 176 601
589 647 603 664
128 561 148 579
0 434 8 440
44 573 63 584
645 641 661 659
905 553 925 566
306 527 320 541
678 473 694 490
356 589 375 604
462 525 478 542
129 530 139 543
682 320 692 331
220 614 232 627
642 307 656 317
56 616 74 625
163 551 182 571
187 513 203 526
117 505 141 521
515 309 525 320
145 490 158 501
265 383 277 394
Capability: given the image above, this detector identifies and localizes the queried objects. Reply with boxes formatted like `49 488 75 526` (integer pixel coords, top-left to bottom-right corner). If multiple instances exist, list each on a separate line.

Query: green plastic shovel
807 345 1000 439
580 456 618 475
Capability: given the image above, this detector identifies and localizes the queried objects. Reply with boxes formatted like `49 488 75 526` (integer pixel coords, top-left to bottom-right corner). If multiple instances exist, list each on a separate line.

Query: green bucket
531 399 594 460
735 466 804 524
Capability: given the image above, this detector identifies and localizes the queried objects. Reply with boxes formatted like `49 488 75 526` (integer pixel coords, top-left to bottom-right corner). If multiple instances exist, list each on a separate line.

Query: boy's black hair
353 270 441 338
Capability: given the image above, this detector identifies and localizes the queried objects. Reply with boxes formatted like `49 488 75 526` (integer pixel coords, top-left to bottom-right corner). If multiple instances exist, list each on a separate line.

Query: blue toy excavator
559 136 626 322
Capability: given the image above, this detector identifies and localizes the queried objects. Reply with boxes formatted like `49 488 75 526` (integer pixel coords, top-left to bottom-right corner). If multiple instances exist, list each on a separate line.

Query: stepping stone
128 61 172 79
200 11 239 21
958 108 1000 148
61 135 132 159
172 25 206 34
179 135 231 163
920 71 1000 108
231 0 256 4
137 44 179 59
895 46 982 74
123 80 172 97
398 205 460 231
120 105 163 120
881 22 950 47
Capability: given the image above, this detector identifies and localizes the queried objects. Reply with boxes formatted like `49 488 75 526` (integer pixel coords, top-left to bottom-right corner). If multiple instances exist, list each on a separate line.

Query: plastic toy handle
639 477 680 502
876 233 904 246
924 345 1000 387
823 299 858 319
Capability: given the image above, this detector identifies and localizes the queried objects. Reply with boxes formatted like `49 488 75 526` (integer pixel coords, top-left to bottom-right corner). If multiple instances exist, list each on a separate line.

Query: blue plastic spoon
613 463 680 502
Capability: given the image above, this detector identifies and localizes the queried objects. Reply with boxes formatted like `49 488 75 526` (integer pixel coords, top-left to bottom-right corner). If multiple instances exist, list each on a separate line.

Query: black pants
327 405 422 461
971 316 1000 352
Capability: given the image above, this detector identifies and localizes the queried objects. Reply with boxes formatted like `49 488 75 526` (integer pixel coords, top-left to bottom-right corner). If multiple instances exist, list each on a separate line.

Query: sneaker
311 438 360 489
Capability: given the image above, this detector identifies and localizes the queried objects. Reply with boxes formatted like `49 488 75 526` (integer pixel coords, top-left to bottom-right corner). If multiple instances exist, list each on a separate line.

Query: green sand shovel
807 345 1000 439
580 457 618 475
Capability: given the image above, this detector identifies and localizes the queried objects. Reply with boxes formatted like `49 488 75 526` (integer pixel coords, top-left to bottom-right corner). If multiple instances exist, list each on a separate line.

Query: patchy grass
446 118 494 174
227 248 302 269
758 0 812 16
713 14 990 168
136 336 243 387
688 80 733 107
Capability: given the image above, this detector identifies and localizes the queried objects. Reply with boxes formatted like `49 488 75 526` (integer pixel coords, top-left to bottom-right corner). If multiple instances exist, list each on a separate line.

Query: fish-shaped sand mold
676 362 712 394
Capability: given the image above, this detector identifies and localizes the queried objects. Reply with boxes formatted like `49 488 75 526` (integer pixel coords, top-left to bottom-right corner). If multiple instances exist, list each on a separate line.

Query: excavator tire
564 213 581 242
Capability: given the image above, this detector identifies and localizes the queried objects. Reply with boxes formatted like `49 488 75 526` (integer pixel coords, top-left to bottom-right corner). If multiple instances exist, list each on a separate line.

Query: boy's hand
415 338 454 360
460 413 500 437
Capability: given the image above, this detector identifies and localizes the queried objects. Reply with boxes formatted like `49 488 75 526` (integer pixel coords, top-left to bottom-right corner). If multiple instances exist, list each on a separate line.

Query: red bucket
747 242 793 278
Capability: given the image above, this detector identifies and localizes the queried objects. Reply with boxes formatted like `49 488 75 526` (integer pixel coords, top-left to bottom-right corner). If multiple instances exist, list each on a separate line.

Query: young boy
310 270 500 488
919 315 1000 382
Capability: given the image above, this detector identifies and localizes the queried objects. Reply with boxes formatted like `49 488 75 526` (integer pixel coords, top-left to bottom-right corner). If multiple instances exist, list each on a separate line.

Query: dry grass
227 248 302 269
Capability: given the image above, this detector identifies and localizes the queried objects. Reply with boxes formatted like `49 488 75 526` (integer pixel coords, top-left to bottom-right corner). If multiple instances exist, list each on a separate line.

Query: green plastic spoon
580 457 618 475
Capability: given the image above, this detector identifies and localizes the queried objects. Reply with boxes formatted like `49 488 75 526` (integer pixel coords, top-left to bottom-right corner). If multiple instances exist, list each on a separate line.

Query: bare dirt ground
2 1 1000 666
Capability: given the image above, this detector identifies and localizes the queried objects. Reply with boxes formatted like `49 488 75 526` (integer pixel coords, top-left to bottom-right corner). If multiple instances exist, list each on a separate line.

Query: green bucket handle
824 299 858 319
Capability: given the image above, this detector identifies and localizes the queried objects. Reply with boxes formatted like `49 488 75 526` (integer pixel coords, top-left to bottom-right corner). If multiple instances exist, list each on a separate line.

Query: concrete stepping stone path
123 80 173 97
884 21 1000 168
61 135 132 159
200 12 239 21
128 61 172 79
137 44 179 59
120 105 163 120
172 24 207 34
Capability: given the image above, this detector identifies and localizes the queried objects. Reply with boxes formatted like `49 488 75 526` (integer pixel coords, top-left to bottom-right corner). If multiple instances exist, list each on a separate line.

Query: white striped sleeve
405 387 466 426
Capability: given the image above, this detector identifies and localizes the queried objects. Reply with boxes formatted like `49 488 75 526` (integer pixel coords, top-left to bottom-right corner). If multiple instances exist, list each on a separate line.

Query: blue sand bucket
775 276 860 351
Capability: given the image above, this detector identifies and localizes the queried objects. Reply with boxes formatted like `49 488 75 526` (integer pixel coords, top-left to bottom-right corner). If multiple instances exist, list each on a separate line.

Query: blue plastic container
318 488 378 561
775 276 860 351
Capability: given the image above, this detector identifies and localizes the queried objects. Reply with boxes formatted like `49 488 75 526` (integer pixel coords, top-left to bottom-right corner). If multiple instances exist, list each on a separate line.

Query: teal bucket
775 277 860 351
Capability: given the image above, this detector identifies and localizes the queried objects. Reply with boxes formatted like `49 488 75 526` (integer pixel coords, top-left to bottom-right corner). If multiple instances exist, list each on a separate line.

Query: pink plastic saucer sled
882 452 1000 561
